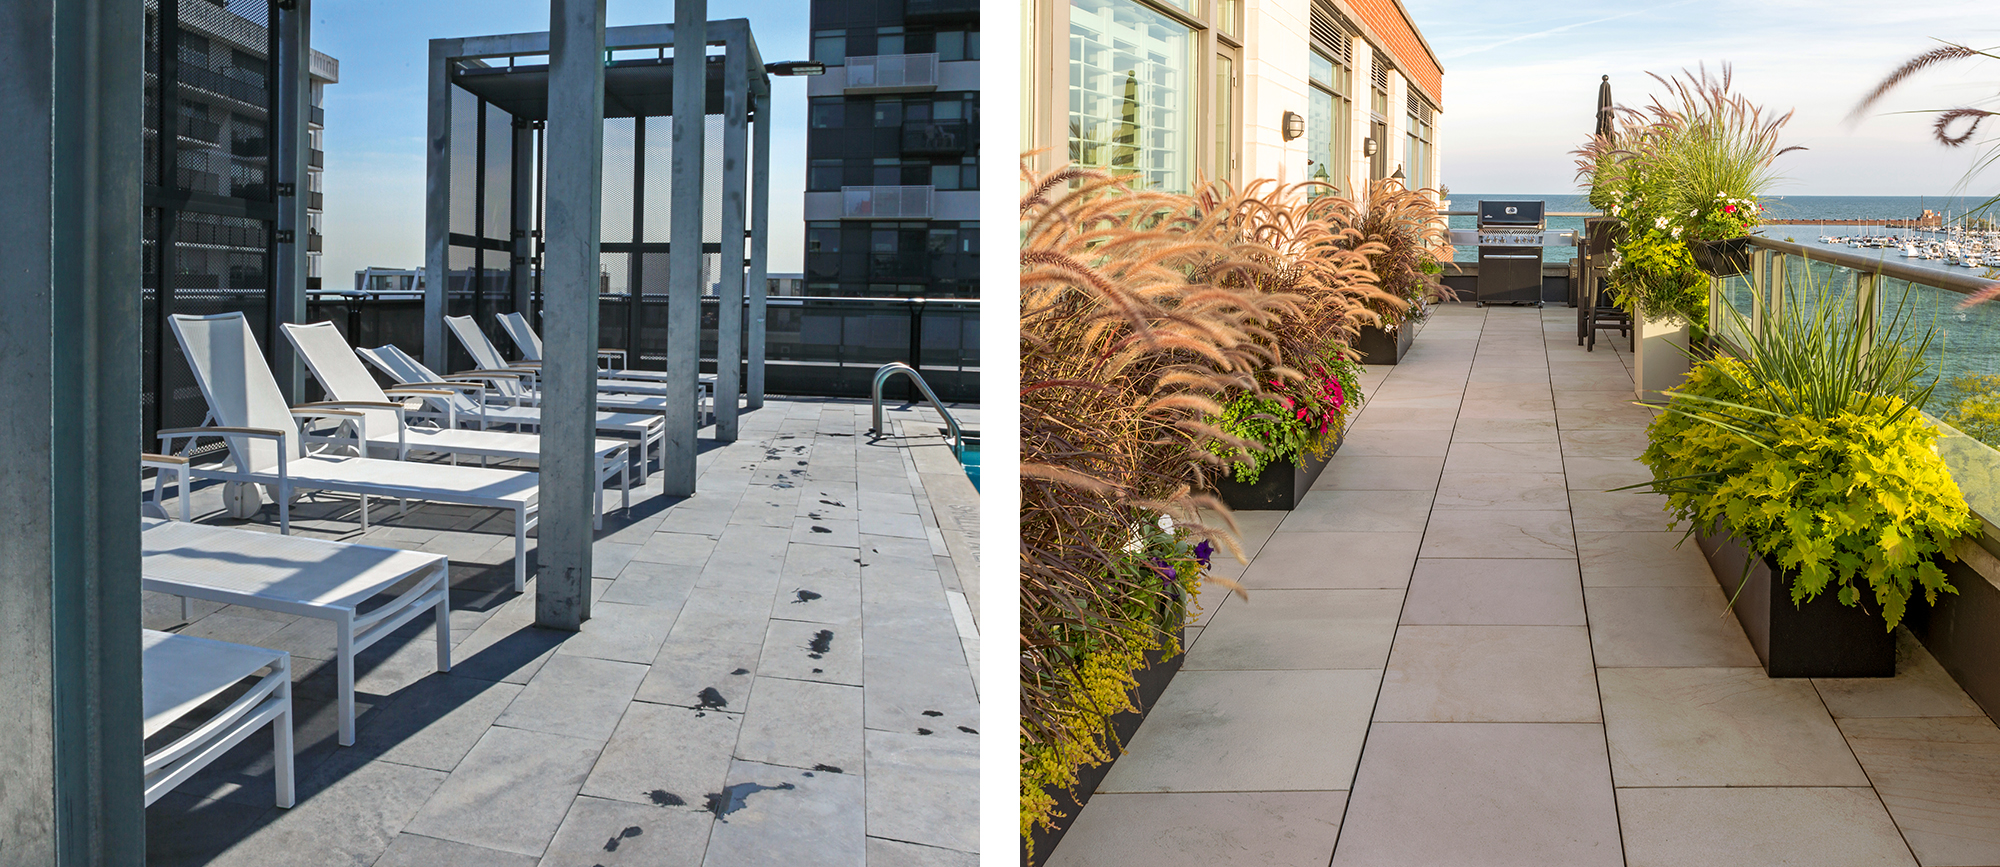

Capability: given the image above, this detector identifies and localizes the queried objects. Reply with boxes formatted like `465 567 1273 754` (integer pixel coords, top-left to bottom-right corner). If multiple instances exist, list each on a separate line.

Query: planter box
1631 305 1692 404
1691 236 1753 278
1024 624 1187 865
1695 523 1896 678
1212 438 1339 511
1353 321 1414 365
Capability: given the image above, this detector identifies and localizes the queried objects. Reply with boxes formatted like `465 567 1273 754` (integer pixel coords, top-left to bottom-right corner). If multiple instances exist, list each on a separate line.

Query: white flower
1689 209 1699 217
1654 216 1670 230
1157 515 1176 533
1124 527 1146 555
1671 226 1682 239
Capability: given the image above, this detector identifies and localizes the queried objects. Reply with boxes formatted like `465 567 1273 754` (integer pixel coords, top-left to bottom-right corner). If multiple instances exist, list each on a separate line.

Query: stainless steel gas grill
1475 200 1547 306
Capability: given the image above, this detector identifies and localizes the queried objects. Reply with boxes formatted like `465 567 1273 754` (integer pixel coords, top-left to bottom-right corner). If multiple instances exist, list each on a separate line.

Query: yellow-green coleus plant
1642 357 1977 628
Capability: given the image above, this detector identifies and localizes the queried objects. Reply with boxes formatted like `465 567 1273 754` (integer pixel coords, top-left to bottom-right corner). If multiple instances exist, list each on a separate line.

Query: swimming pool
955 439 980 490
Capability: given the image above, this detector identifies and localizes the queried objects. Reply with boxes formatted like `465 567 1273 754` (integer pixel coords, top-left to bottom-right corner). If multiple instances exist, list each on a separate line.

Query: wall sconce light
1282 111 1304 141
1363 137 1378 157
1390 166 1406 180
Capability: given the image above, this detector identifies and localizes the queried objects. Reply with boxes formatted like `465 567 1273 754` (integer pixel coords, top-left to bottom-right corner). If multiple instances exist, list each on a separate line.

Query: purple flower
1193 539 1214 566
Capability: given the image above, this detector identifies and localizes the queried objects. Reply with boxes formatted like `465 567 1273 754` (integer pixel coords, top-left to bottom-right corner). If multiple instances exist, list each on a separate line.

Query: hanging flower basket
1690 236 1754 278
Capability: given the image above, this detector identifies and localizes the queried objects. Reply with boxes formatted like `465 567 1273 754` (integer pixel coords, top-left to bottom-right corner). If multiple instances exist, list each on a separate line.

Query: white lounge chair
354 342 665 484
497 310 631 372
283 321 628 528
445 314 705 422
143 516 451 746
163 311 540 591
144 629 293 808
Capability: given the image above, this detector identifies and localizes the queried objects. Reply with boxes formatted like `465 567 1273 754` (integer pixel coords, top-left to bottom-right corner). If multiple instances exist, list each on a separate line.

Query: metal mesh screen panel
602 117 636 243
174 0 271 198
484 104 514 241
451 86 479 235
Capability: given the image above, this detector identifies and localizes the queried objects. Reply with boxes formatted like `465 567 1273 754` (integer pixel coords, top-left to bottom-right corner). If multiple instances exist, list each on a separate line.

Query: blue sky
312 0 813 285
1401 0 1999 198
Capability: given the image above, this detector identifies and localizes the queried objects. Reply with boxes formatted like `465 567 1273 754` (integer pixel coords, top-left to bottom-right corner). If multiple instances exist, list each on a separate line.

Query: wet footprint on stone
958 726 978 734
793 589 822 603
810 526 831 534
646 789 685 807
603 826 642 852
807 630 833 659
916 728 933 735
922 710 943 717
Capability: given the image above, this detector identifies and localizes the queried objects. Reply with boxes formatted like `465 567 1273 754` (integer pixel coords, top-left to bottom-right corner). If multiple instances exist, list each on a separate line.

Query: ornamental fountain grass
1018 164 1395 860
1575 63 1803 399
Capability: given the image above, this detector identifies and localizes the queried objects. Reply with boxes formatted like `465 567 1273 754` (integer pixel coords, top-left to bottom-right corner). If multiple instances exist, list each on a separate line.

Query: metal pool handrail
870 362 962 450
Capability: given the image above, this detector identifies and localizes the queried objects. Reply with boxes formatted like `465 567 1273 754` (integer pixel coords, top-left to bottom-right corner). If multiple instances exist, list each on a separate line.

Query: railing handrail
1440 211 1603 217
1748 235 1998 296
871 362 961 451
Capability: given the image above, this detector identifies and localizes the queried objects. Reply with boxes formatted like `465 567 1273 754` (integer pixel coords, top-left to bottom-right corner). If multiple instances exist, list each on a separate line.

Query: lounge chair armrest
296 400 403 410
396 380 486 393
452 369 527 379
384 388 454 397
140 453 190 465
157 426 287 439
290 407 365 418
509 361 542 369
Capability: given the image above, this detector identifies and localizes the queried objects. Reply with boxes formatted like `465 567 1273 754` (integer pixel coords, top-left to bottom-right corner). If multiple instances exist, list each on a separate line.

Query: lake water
1444 194 1996 280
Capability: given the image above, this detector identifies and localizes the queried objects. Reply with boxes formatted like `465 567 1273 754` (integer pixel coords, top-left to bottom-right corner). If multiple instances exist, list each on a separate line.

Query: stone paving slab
1052 306 2000 867
143 398 978 866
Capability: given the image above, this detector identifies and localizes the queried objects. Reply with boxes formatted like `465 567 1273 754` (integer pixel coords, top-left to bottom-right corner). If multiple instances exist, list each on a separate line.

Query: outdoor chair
142 515 450 746
143 629 294 808
355 342 666 484
498 311 717 409
163 311 540 591
446 314 708 424
1577 217 1631 351
284 321 628 528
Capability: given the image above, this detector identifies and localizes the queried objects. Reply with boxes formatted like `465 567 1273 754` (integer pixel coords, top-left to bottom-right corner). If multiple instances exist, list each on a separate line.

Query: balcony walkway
1048 305 2000 867
144 397 980 867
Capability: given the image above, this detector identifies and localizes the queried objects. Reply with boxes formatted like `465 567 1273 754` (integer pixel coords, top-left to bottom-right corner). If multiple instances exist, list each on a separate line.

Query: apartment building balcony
901 119 971 156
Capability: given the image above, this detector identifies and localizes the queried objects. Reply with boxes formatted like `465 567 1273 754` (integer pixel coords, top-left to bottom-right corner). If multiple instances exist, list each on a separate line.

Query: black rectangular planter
1024 625 1186 866
1696 524 1895 678
1212 440 1338 511
1353 322 1414 365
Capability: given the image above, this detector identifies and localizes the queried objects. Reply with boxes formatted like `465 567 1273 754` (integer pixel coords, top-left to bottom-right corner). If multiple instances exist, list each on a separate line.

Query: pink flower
1297 408 1309 419
1723 205 1736 213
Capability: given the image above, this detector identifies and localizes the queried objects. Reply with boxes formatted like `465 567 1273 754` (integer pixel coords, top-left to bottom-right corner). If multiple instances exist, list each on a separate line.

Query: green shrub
1645 361 1973 627
1210 355 1365 484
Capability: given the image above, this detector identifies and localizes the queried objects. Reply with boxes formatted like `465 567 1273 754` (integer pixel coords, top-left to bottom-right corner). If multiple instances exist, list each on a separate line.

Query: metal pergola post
423 39 454 370
747 87 771 409
538 0 608 630
0 0 146 859
716 30 748 441
664 0 707 495
272 0 312 401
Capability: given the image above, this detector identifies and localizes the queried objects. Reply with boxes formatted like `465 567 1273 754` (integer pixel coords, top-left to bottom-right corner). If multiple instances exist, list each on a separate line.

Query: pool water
955 441 980 490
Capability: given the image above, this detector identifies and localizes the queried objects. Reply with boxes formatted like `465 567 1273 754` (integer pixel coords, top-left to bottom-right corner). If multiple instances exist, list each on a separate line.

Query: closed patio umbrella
1595 74 1614 138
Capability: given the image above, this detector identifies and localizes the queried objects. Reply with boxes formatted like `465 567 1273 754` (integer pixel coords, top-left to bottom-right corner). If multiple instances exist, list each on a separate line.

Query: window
873 158 902 186
1405 94 1435 190
1068 0 1192 192
1306 43 1351 195
809 159 843 191
1214 54 1233 184
937 30 966 61
810 100 845 129
807 223 840 253
932 164 960 189
812 30 846 66
877 26 905 55
873 99 903 128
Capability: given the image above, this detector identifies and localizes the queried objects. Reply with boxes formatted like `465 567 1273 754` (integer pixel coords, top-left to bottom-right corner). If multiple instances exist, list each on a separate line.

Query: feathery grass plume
1020 163 1274 854
1851 41 2000 283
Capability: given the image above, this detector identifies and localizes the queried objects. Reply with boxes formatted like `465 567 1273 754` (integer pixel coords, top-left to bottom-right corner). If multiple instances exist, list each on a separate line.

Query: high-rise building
1024 0 1440 198
802 0 980 298
307 50 337 288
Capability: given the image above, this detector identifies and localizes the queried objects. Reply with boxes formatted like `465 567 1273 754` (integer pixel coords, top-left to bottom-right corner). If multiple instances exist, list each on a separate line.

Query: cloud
1439 1 1702 61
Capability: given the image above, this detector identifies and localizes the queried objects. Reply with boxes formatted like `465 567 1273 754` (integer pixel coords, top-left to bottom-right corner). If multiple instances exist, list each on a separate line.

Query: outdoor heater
1475 199 1547 306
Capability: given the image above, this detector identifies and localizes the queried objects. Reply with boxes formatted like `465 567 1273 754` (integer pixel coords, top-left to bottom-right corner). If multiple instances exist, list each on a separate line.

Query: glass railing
1719 238 2000 519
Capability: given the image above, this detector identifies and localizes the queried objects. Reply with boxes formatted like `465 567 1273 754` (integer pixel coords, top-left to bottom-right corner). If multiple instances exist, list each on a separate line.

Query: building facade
308 49 337 287
1024 0 1439 198
142 0 333 438
802 0 980 298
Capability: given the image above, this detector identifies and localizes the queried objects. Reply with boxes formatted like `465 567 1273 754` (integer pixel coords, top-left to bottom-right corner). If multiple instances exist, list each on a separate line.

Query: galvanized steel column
664 0 706 494
537 0 606 629
0 0 146 860
272 0 310 401
423 39 454 370
715 40 747 440
512 119 537 316
747 87 771 408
